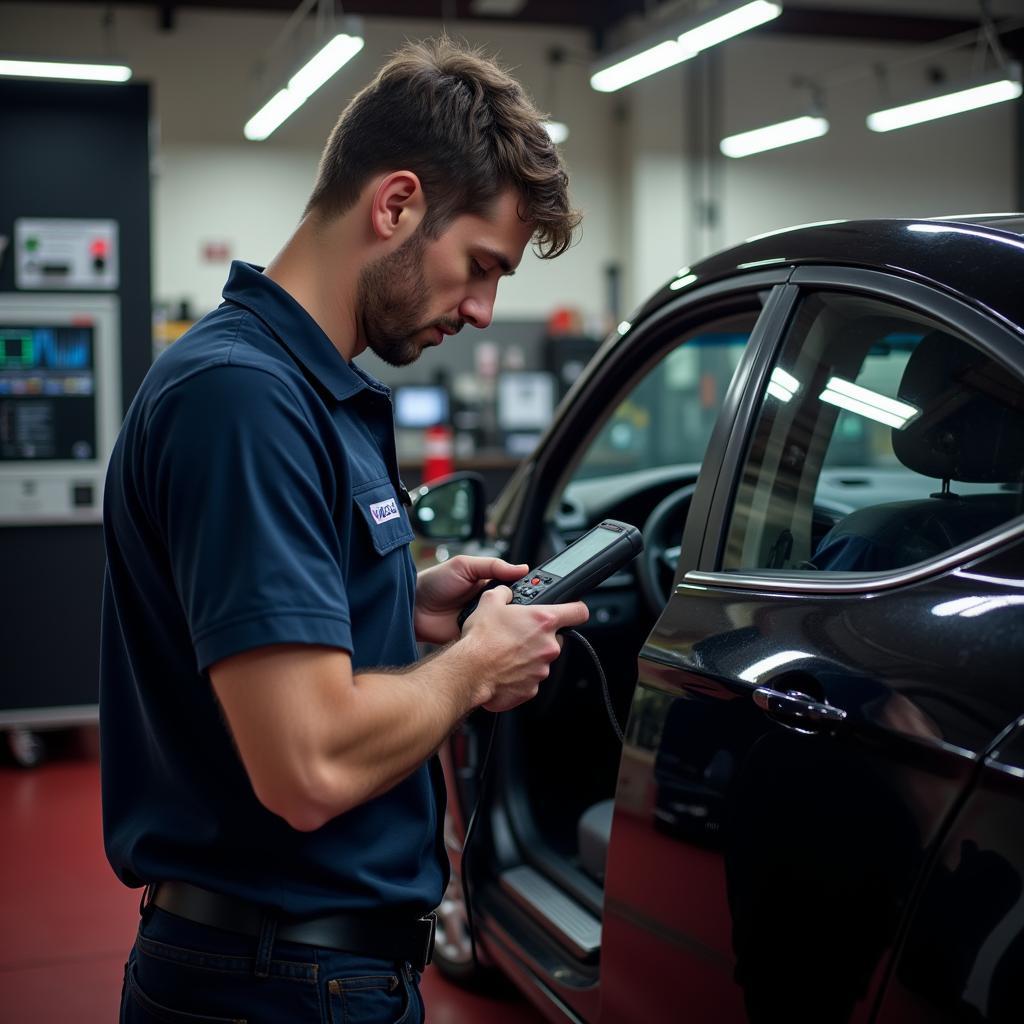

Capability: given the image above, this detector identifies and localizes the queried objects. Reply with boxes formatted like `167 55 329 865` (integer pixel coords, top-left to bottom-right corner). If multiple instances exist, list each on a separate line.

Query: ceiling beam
23 0 996 45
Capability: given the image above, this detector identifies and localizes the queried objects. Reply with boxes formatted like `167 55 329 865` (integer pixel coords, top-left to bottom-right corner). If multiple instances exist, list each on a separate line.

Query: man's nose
459 292 494 330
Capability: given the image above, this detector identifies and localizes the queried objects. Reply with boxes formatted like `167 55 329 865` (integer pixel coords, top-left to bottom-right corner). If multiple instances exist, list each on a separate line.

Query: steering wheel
638 484 697 614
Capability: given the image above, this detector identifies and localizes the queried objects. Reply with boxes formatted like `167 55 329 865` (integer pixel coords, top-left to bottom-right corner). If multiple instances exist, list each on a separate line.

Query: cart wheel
7 729 46 768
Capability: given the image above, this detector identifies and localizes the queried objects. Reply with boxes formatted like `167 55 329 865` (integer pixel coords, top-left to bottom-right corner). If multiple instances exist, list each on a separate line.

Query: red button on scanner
531 577 541 585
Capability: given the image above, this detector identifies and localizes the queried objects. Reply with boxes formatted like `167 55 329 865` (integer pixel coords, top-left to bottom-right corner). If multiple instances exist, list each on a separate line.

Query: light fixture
590 0 782 93
245 9 364 142
819 376 919 430
721 114 828 158
867 63 1022 133
540 48 570 146
0 58 132 83
543 121 570 145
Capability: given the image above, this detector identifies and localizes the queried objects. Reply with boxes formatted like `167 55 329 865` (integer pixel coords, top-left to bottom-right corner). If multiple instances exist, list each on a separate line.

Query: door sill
499 864 601 961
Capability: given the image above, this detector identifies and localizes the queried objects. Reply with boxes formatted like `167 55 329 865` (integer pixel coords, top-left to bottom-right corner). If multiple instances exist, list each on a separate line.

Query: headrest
892 331 1024 483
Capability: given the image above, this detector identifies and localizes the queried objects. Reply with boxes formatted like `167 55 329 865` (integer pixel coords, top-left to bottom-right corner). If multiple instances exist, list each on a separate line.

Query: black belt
150 881 435 972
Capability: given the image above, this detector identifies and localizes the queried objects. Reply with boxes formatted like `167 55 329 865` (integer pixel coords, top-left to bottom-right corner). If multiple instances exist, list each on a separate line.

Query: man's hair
305 37 580 258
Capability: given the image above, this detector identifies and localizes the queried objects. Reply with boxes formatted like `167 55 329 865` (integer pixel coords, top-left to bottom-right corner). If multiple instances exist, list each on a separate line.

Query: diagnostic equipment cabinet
0 79 151 763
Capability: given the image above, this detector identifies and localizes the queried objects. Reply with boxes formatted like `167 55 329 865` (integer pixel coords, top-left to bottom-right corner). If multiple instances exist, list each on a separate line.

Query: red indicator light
89 238 109 257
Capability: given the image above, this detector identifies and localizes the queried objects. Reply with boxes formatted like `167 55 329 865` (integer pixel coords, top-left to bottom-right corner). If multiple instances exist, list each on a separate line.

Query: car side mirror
408 472 486 542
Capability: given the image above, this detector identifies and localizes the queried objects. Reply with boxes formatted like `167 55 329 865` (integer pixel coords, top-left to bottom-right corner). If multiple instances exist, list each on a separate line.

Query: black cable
567 628 626 744
459 630 625 970
459 710 499 971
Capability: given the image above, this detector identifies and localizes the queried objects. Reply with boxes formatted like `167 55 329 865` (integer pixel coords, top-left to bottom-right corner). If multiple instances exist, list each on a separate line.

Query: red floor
0 731 542 1023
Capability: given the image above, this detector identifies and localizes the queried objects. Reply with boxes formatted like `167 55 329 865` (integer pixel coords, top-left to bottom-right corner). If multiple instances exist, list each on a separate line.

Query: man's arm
210 588 588 832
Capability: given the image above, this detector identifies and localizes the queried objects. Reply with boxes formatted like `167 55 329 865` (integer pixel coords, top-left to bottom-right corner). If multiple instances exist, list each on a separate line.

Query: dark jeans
120 906 425 1023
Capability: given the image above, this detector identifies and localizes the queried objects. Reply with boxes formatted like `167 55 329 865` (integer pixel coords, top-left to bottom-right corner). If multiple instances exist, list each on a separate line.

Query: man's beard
357 230 439 367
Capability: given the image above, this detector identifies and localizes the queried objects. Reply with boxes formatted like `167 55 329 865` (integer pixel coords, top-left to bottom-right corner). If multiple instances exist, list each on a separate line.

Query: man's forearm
287 637 491 830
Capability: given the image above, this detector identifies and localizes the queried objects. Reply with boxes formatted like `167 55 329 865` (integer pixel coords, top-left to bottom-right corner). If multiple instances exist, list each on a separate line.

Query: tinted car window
567 320 749 486
722 292 1024 573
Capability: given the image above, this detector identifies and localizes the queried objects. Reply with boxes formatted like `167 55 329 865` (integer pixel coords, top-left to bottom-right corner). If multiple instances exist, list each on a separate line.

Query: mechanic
101 37 588 1023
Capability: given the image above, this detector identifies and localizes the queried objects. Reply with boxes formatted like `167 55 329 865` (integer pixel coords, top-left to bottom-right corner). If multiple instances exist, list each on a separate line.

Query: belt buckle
416 912 437 971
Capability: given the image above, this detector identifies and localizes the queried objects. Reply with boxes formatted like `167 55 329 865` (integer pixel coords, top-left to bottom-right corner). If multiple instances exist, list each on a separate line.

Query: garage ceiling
27 1 1017 47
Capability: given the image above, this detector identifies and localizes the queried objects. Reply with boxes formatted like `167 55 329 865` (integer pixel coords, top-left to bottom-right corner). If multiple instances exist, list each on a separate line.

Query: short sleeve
143 365 352 672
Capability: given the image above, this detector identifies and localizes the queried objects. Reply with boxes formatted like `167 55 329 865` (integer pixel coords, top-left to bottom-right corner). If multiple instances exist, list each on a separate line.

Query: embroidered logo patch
370 498 400 525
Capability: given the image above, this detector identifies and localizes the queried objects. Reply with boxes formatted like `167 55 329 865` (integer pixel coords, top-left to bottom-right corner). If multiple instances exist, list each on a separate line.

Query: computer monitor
0 293 120 524
393 384 450 429
497 371 556 432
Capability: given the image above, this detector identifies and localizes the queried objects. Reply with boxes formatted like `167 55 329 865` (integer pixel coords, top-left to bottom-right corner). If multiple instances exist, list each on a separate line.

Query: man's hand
458 586 590 712
414 555 528 645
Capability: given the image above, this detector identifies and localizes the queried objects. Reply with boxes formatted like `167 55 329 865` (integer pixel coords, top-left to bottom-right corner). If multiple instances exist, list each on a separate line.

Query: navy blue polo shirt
100 261 448 917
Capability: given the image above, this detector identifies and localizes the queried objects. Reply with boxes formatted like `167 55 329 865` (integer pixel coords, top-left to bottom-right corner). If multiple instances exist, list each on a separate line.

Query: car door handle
752 687 847 733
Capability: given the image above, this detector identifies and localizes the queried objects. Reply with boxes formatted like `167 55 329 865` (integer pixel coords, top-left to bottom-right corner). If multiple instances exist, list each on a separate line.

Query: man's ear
369 171 425 242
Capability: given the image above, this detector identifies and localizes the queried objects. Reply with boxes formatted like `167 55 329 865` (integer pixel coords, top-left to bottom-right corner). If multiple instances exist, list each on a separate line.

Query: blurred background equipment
0 75 151 763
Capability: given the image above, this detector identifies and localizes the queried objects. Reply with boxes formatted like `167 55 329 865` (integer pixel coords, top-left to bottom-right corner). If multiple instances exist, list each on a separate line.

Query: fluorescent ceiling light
590 0 782 93
0 58 131 83
591 40 690 93
819 376 918 429
245 31 364 141
677 0 782 55
867 64 1022 132
544 120 569 145
721 115 828 158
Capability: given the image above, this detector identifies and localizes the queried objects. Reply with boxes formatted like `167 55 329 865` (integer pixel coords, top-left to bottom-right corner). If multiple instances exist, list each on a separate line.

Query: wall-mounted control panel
0 293 120 524
14 218 119 290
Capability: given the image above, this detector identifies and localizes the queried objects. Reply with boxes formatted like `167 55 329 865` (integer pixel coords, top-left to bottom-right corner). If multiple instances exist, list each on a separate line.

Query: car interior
723 294 1024 575
811 329 1024 571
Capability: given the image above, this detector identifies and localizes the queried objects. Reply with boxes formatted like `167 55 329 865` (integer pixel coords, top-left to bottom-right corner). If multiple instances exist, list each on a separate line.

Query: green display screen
543 526 620 578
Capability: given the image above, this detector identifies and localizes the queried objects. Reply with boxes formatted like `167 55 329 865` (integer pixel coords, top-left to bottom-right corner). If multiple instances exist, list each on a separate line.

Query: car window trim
683 518 1024 594
691 265 1024 591
684 283 801 573
788 266 1024 371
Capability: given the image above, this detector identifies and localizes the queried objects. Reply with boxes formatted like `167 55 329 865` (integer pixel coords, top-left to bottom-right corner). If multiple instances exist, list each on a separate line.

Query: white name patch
369 498 400 525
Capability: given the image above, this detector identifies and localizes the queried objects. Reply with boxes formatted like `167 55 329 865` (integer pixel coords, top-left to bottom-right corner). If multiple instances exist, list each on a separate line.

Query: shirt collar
221 260 390 402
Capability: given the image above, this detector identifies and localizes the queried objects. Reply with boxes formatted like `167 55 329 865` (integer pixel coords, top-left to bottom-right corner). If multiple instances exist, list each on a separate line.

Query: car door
874 574 1024 1024
601 269 1024 1023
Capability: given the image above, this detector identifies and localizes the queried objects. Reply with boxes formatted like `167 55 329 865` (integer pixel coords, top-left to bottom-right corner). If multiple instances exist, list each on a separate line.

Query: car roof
641 214 1024 333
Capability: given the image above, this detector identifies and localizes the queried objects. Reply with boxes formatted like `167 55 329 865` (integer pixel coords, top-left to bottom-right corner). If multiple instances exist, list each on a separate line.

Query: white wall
152 145 319 316
610 13 1019 308
718 36 1017 248
2 3 618 322
2 2 1019 320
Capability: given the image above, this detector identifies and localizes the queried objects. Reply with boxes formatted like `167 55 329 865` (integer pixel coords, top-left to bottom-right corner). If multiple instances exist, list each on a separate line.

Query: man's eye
470 259 487 278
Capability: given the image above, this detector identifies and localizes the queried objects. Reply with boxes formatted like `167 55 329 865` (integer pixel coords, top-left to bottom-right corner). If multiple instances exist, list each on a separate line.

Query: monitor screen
497 372 555 432
394 385 449 429
0 324 96 461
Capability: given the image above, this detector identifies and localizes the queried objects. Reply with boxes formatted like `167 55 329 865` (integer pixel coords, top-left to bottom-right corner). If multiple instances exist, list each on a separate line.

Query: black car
411 215 1024 1023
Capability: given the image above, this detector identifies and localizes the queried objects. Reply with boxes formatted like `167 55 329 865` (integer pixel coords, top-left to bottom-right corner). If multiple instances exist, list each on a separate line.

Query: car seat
812 330 1024 572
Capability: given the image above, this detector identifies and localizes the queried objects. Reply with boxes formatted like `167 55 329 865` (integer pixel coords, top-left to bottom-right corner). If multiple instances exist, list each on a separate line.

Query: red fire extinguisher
422 424 454 483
